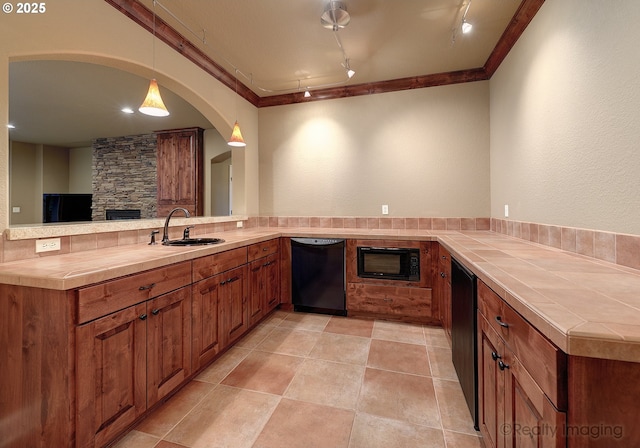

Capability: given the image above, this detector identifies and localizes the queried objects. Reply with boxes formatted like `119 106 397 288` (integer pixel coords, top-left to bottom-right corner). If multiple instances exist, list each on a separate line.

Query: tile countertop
1 227 639 363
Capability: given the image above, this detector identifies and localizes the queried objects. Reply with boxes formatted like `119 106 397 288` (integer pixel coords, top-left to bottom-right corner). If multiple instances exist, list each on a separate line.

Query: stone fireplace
92 133 157 221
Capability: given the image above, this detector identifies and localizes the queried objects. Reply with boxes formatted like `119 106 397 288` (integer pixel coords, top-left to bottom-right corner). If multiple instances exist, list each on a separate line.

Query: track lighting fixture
344 59 355 79
461 1 473 34
321 1 350 31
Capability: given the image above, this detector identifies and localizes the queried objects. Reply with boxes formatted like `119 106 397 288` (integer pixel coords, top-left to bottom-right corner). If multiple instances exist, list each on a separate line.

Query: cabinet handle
491 351 501 361
495 316 509 328
139 283 156 291
227 276 239 284
139 313 148 320
441 255 447 260
263 247 269 251
151 309 160 315
440 272 446 278
220 280 227 286
498 360 510 371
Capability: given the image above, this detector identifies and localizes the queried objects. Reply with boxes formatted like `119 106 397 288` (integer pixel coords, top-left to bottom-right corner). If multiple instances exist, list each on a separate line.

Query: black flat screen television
43 193 92 223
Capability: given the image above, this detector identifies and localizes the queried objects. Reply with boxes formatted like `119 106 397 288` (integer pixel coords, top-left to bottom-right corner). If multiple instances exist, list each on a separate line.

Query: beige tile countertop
1 227 639 363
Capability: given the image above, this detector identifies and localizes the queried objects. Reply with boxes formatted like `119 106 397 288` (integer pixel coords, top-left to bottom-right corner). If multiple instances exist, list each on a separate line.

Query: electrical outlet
236 221 243 228
35 238 61 253
382 204 389 215
504 204 509 218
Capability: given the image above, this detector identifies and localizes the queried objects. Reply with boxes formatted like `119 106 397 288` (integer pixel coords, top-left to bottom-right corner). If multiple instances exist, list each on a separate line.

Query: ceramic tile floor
111 310 484 448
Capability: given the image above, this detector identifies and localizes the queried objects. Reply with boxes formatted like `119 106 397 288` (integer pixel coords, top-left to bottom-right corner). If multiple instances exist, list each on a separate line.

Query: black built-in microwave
357 246 420 281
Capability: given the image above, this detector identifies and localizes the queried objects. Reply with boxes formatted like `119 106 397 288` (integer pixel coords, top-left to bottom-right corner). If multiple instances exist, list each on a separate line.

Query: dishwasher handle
291 237 345 246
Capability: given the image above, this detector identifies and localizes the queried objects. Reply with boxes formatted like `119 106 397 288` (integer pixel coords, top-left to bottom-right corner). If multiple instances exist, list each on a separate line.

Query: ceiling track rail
105 0 544 108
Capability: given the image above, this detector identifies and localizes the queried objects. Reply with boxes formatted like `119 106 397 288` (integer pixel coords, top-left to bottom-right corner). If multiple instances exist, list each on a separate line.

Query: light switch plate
382 205 389 215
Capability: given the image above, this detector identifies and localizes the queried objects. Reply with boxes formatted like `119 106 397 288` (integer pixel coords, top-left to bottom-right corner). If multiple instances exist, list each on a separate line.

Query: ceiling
8 0 536 148
9 60 212 147
135 0 523 96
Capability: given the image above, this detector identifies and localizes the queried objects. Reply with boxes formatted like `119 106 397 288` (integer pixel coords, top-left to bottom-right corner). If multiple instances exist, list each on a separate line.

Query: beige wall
258 82 490 217
9 141 40 224
490 0 640 235
69 147 93 194
42 146 70 193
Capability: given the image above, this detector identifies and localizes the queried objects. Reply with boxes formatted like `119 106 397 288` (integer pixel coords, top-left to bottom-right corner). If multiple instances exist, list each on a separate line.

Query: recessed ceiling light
121 107 135 114
7 124 15 129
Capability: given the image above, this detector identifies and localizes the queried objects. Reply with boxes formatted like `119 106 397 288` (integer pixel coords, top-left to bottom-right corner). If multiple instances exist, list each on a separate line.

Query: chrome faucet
162 207 191 243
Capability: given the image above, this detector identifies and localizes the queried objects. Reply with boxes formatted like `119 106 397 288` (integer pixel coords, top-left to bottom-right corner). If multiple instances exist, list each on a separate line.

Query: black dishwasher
451 257 478 430
291 238 346 316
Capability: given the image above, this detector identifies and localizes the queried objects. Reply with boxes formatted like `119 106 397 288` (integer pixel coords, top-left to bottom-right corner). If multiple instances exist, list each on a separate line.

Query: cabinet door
248 259 264 326
503 353 566 448
264 254 280 312
147 287 192 406
478 315 505 448
220 265 248 347
76 303 147 448
192 275 223 371
156 128 203 216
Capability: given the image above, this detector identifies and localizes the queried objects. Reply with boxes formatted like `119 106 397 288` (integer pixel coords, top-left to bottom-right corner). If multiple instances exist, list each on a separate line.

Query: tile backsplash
257 216 491 231
2 216 639 273
491 218 640 271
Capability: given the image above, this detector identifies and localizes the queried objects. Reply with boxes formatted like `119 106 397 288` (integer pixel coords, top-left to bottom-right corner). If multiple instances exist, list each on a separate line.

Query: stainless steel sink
163 237 225 246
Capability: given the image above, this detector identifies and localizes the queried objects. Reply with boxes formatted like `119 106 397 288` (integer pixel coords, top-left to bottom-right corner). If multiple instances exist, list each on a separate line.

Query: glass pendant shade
228 121 246 147
139 79 170 117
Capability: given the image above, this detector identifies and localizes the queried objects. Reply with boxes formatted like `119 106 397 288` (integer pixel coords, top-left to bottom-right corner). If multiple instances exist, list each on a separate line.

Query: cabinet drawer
193 247 248 281
247 239 279 261
78 261 191 324
347 283 432 318
477 281 567 410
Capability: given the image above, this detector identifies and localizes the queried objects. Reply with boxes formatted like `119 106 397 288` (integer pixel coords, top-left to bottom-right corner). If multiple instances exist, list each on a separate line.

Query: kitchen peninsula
1 224 639 447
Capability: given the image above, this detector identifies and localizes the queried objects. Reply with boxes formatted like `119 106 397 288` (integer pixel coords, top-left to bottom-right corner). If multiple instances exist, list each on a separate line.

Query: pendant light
228 70 246 147
139 0 169 117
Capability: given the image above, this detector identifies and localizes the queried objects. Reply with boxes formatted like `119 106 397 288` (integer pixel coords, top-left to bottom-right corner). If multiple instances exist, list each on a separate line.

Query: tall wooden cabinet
156 127 204 217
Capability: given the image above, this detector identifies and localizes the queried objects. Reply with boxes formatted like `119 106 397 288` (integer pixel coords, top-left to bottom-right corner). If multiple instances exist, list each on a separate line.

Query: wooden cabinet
219 265 248 346
146 288 192 407
477 280 567 448
192 247 248 371
76 286 191 448
191 273 223 371
248 239 280 326
156 127 204 217
436 244 452 340
345 239 436 324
